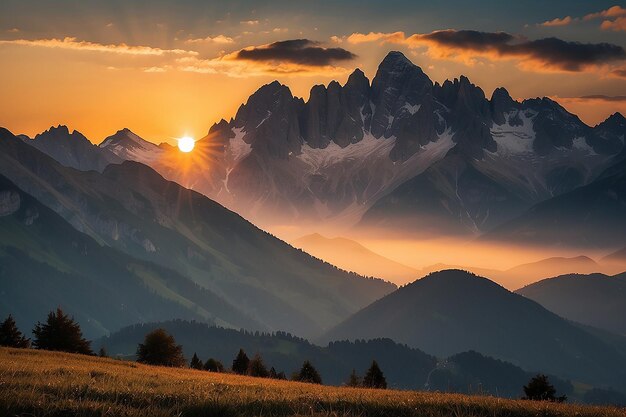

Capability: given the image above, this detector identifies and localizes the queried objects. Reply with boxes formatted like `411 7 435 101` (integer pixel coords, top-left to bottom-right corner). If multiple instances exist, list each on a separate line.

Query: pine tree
232 348 250 375
247 353 269 377
363 360 387 389
204 358 224 372
98 347 108 358
0 314 30 348
523 374 566 402
190 352 203 370
296 360 322 384
32 308 92 354
346 369 361 387
269 367 278 379
136 328 186 367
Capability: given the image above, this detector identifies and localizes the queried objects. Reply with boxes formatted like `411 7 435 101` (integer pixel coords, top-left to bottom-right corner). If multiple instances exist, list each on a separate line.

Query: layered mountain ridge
0 128 394 338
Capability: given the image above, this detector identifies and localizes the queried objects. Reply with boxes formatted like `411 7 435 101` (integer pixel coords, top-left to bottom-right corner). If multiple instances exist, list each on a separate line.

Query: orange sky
1 2 625 144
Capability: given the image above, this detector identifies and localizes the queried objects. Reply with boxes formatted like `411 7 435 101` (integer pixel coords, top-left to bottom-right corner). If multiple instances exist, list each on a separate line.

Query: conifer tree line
0 309 92 354
0 312 567 400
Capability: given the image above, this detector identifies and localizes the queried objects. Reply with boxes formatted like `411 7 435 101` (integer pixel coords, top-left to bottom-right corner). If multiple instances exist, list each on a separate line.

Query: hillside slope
321 270 626 391
0 174 260 338
1 348 622 417
0 128 394 337
292 233 419 284
517 273 626 336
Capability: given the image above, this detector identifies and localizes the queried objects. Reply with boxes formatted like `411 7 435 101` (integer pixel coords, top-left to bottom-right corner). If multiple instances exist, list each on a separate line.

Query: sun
178 136 195 153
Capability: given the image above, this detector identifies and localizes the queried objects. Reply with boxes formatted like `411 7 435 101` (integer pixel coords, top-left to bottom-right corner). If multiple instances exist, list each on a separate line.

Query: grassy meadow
1 347 624 417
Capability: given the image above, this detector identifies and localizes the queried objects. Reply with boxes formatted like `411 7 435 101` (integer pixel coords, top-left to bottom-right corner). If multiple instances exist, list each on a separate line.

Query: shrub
296 360 322 384
136 328 186 367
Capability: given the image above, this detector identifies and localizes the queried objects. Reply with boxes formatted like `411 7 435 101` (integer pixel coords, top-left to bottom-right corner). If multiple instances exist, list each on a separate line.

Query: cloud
584 5 626 20
600 17 626 31
568 95 626 102
0 37 197 56
539 16 575 27
177 55 353 78
347 29 626 73
185 35 234 44
612 68 626 78
347 31 406 44
234 39 356 66
583 6 626 32
174 39 356 77
241 20 259 26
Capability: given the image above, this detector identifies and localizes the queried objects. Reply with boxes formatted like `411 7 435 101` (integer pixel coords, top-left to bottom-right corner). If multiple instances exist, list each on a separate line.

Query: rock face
25 125 121 171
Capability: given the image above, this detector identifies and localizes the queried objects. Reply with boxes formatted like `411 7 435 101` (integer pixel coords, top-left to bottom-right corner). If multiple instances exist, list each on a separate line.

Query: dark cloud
418 30 514 50
235 39 356 66
612 69 626 78
508 37 626 71
578 95 626 102
407 30 626 72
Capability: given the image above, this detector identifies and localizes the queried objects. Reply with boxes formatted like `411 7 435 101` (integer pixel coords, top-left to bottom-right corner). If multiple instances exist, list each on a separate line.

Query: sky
1 0 625 144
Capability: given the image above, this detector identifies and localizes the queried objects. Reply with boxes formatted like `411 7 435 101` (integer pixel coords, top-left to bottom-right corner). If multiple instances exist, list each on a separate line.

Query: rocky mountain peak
35 125 89 143
599 112 625 128
370 52 433 140
233 81 303 158
100 128 150 150
490 87 518 125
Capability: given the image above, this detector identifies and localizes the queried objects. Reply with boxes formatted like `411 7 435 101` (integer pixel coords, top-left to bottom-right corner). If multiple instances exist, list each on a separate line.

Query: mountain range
2 49 626 404
517 272 626 336
321 269 626 392
18 51 625 249
292 233 420 283
0 128 393 338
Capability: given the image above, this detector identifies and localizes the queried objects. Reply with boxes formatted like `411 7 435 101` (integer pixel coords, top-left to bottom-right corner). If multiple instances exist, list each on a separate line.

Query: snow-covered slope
99 128 164 164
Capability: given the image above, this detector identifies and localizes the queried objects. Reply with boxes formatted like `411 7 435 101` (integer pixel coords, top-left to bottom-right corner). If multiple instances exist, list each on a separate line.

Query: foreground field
0 348 624 417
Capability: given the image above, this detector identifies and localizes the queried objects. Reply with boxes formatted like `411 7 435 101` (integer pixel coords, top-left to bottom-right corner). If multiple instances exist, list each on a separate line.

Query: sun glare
178 136 195 153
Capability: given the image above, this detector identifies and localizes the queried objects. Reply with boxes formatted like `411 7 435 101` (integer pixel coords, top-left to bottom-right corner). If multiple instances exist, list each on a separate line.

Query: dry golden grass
1 347 625 417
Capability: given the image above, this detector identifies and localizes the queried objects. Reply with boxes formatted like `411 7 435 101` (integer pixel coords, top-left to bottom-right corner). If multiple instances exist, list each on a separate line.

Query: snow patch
227 128 252 163
402 103 421 115
490 111 536 155
572 137 597 155
298 133 395 171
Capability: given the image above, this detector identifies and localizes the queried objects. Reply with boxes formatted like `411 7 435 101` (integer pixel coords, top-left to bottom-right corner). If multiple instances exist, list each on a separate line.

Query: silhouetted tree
33 308 92 354
363 360 387 389
190 352 203 370
204 358 224 372
346 369 361 387
269 367 287 380
296 360 322 384
0 314 30 348
523 374 566 402
248 353 269 377
232 348 250 375
136 328 185 367
98 347 108 358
